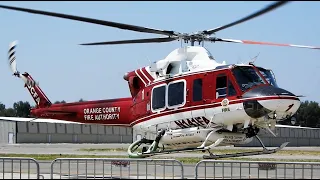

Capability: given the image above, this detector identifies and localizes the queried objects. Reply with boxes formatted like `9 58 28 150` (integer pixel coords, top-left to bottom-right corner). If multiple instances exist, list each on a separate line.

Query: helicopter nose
242 86 301 119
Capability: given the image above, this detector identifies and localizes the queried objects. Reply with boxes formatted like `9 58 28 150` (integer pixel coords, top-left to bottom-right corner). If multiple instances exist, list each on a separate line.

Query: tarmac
1 143 320 179
1 143 320 160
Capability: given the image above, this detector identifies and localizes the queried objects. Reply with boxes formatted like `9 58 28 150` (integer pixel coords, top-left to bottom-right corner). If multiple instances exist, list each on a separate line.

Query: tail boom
30 98 134 126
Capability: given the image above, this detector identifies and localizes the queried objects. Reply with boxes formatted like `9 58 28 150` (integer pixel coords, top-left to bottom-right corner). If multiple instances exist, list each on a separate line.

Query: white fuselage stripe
140 68 151 84
130 95 298 126
135 69 147 86
143 67 155 81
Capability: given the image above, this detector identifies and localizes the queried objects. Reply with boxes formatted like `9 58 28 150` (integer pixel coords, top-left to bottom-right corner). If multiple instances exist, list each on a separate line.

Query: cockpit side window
216 75 227 99
215 73 238 99
228 80 237 96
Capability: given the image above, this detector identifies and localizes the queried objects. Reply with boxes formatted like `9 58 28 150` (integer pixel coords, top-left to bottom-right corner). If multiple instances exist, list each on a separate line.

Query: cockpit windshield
257 67 278 87
231 66 266 92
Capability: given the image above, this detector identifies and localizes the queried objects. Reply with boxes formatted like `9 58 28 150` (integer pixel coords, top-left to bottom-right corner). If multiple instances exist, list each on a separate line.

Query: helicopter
2 1 320 159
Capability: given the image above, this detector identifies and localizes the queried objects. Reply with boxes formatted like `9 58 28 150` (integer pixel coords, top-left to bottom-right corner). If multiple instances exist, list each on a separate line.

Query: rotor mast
191 40 195 46
181 33 206 47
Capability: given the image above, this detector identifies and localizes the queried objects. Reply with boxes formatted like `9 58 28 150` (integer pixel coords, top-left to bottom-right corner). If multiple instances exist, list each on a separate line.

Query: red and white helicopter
2 1 319 159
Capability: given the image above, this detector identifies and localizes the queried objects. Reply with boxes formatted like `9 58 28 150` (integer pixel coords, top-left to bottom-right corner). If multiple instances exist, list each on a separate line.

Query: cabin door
204 70 238 117
212 70 239 126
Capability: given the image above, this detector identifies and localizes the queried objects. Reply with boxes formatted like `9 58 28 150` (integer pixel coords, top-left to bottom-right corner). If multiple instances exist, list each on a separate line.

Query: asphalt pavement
1 143 320 179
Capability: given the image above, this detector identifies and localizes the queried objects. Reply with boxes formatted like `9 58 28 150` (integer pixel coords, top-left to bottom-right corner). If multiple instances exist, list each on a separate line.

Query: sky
0 1 319 108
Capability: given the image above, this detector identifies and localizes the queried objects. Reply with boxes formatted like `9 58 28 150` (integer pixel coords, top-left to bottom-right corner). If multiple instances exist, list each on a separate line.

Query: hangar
0 117 132 144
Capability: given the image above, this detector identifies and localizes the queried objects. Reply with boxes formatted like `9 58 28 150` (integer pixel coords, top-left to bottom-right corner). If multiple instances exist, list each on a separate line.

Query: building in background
0 117 132 144
0 116 319 147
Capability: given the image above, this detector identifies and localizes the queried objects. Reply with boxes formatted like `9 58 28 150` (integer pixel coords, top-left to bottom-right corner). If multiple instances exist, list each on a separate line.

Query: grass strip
77 148 320 156
1 153 320 164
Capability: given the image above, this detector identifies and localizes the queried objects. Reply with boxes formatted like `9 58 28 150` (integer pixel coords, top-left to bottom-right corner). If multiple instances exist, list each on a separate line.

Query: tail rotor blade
8 40 19 74
7 41 39 87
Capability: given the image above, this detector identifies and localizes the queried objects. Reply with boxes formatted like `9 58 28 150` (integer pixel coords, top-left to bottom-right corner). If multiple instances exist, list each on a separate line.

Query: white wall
14 121 133 144
0 120 16 144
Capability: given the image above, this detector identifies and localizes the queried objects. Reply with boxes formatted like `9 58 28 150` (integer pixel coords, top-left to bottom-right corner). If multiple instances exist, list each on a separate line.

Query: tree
296 101 320 128
4 108 16 117
13 101 31 117
79 98 85 102
0 102 6 116
54 100 66 104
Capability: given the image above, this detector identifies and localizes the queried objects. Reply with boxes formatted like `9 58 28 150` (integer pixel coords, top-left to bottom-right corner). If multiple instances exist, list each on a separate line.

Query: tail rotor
7 40 38 87
8 40 19 76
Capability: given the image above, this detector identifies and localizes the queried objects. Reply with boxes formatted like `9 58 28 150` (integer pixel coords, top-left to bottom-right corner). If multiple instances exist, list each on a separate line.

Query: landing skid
203 135 289 159
203 141 289 159
128 135 289 159
138 147 207 156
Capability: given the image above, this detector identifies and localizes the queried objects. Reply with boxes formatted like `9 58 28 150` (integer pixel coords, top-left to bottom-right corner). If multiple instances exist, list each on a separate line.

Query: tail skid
8 41 51 108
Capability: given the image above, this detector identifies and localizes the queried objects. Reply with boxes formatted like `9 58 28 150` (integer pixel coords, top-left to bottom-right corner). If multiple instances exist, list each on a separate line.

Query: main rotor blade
0 4 175 36
80 37 177 45
211 38 320 50
203 1 289 35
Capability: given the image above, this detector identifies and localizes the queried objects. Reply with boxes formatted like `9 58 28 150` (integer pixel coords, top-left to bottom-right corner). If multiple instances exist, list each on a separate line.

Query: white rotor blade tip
9 40 18 48
8 40 19 74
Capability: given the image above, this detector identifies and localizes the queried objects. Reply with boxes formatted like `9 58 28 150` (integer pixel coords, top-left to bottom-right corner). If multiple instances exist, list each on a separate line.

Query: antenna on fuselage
135 58 141 69
237 55 243 64
249 52 260 64
146 56 151 64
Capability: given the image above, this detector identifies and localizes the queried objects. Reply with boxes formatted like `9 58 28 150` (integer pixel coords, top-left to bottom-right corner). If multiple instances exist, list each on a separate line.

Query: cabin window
216 75 227 98
151 84 166 111
167 80 186 108
193 78 202 101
